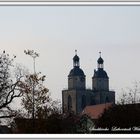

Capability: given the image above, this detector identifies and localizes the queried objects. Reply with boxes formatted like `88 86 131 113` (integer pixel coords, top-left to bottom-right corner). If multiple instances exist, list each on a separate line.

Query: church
62 51 115 114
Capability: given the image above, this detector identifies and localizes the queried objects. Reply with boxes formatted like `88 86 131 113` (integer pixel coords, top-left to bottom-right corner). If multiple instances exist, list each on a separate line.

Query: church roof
82 103 113 119
68 66 85 77
93 68 108 78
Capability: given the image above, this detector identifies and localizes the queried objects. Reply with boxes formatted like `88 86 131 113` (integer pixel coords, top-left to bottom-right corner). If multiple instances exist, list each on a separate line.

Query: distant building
62 51 115 114
82 103 113 120
81 103 113 132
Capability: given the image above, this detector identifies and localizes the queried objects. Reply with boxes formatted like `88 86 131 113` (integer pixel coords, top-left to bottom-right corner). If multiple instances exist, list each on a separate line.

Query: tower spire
97 51 104 69
73 50 80 67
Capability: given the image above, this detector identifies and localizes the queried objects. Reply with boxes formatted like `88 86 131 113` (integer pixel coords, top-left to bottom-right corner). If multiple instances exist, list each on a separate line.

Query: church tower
62 50 88 114
92 52 109 91
68 50 86 90
62 51 115 115
92 52 115 104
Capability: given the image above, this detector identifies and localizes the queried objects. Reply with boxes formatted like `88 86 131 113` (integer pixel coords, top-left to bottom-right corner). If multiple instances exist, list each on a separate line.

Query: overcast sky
0 6 140 103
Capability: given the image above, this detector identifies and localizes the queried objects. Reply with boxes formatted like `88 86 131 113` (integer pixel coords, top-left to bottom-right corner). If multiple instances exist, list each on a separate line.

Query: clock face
80 77 85 82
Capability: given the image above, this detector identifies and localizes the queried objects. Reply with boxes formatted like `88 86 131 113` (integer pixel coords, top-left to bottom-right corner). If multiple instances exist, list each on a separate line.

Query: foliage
14 111 85 134
19 72 51 118
95 104 140 131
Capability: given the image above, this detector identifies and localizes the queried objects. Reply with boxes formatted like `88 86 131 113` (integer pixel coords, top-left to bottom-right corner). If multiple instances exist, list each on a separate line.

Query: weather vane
75 50 77 55
99 51 101 57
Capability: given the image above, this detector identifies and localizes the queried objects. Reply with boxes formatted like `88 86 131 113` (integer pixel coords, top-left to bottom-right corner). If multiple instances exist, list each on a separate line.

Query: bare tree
0 51 23 118
117 81 140 105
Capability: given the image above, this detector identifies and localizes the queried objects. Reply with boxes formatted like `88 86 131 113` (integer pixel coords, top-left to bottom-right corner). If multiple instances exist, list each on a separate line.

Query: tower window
81 95 86 110
68 95 72 111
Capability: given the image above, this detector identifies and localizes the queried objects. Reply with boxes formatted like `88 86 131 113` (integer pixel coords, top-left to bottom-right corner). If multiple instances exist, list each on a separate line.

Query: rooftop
82 103 113 119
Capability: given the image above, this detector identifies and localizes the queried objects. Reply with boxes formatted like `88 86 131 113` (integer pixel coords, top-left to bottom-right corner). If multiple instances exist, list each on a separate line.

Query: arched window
106 96 109 103
68 95 72 111
81 95 86 109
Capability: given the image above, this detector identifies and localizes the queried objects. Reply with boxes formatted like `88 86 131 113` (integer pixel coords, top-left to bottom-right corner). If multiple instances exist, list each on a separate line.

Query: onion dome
93 69 108 78
68 67 85 77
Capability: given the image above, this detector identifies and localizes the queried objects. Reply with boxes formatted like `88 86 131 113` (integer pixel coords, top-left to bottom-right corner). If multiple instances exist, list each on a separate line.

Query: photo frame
0 0 139 139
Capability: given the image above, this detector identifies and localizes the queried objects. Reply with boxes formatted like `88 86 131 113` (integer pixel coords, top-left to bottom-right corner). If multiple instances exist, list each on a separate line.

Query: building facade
62 51 115 114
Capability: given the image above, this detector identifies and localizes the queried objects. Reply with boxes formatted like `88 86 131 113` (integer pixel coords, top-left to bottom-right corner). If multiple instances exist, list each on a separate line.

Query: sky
0 6 140 104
